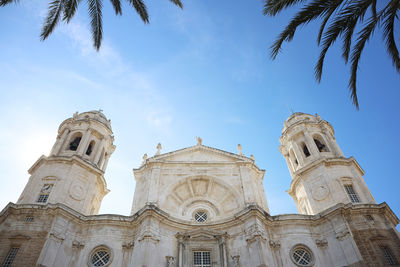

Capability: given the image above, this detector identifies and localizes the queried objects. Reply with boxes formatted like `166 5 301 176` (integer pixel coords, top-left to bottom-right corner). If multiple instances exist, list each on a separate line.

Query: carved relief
311 184 330 201
69 183 86 201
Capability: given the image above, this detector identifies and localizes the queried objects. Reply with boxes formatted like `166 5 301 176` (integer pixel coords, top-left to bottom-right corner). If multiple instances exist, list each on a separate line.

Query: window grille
291 246 313 266
194 211 207 222
2 247 19 267
344 185 360 203
90 248 111 267
193 251 211 267
25 216 34 222
37 184 53 203
381 246 397 265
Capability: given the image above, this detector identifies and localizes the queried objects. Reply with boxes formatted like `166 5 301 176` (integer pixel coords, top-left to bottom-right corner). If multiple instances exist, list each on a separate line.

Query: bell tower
17 111 115 215
279 113 375 215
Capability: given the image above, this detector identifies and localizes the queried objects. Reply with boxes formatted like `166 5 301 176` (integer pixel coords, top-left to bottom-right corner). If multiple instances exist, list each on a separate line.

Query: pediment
176 228 228 241
151 145 251 163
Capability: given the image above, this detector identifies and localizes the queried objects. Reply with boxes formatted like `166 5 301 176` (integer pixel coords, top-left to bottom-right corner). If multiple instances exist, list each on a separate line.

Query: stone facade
0 111 399 267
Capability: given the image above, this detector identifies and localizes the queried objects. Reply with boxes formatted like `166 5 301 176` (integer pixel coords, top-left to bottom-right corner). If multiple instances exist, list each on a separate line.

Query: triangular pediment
150 145 251 163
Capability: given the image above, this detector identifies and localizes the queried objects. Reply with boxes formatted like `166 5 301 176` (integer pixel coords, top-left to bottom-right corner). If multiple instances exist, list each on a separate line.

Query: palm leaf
63 0 80 22
0 0 17 6
382 0 400 72
271 0 341 59
126 0 149 23
341 0 373 63
88 0 103 50
110 0 122 15
349 15 380 109
40 0 64 41
264 0 307 16
169 0 183 9
315 0 373 81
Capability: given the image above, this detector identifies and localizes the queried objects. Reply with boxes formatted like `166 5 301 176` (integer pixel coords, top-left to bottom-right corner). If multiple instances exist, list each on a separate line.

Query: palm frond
169 0 183 9
0 0 18 6
109 0 122 15
349 15 380 109
88 0 103 50
270 0 340 59
40 0 64 41
341 0 373 63
382 0 400 72
315 0 373 81
63 0 80 22
317 4 339 46
126 0 149 23
263 0 306 16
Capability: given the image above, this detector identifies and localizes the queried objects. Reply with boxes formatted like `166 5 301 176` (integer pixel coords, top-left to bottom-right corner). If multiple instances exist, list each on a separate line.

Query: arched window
302 143 310 157
313 135 329 152
69 133 82 151
290 244 314 266
89 246 112 267
86 141 95 156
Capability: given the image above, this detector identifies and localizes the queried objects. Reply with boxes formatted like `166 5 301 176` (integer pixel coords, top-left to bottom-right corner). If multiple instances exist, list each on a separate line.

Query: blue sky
0 0 399 224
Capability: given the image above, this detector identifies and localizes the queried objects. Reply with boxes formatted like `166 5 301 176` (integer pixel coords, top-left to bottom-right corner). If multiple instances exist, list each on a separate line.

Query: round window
194 210 208 222
290 245 314 266
90 247 111 267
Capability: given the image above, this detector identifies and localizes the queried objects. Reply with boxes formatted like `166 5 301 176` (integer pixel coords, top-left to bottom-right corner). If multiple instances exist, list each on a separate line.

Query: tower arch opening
68 132 82 151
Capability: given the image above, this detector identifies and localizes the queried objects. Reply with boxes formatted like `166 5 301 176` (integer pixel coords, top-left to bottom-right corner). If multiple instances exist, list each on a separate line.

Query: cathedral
0 110 399 267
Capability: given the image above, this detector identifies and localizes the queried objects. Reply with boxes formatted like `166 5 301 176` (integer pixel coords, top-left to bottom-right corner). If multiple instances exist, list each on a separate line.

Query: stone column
69 240 84 267
77 129 91 156
101 154 110 171
239 164 255 205
176 234 185 267
36 232 65 266
147 164 161 204
51 129 70 156
93 138 106 164
292 142 305 166
304 131 319 156
218 236 228 267
122 241 134 267
269 240 282 267
315 239 333 267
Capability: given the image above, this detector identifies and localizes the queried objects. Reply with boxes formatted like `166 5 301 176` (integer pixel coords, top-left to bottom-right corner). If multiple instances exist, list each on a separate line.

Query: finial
99 108 103 112
73 111 79 119
142 153 148 164
315 113 321 120
250 154 255 161
156 143 162 155
237 144 243 156
196 137 202 146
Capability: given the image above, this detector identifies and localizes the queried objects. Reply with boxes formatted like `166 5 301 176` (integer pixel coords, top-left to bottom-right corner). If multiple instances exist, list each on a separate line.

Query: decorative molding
122 241 135 249
336 230 350 241
49 232 65 243
315 239 328 247
72 240 85 249
231 255 240 267
246 224 267 245
269 240 281 249
166 256 175 267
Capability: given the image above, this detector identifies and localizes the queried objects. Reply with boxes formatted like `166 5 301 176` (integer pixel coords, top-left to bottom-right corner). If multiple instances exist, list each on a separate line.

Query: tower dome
280 113 375 215
17 111 116 215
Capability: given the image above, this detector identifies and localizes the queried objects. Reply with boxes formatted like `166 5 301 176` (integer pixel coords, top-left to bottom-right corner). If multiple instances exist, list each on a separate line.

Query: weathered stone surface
0 111 399 267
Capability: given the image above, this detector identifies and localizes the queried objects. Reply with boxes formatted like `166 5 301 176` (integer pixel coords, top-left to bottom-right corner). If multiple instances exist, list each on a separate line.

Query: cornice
287 156 364 195
1 202 397 230
27 155 109 196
